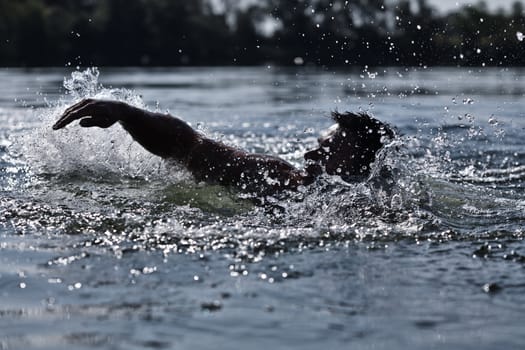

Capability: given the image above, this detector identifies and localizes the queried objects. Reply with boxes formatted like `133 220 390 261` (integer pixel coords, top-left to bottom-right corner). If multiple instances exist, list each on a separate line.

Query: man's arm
52 99 200 160
186 138 311 194
53 99 313 194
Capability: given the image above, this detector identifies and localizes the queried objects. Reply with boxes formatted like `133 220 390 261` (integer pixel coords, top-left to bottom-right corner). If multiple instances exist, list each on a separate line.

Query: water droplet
517 31 524 41
294 57 304 65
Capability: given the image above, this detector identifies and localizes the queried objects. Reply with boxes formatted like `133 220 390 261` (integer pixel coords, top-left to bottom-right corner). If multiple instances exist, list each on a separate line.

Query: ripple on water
1 68 525 349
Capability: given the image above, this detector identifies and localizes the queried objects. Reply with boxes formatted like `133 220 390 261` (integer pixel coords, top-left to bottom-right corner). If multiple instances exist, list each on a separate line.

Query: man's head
304 111 395 181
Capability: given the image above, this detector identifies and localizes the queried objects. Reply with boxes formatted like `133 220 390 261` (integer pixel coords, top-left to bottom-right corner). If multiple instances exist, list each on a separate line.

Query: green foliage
0 0 523 66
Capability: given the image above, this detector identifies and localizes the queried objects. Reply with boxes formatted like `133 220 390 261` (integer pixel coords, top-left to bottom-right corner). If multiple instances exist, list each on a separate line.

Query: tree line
0 0 524 67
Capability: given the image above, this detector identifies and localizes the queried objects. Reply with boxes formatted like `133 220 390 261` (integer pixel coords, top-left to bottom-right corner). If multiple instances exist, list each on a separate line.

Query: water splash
5 68 525 260
63 67 101 99
12 68 187 183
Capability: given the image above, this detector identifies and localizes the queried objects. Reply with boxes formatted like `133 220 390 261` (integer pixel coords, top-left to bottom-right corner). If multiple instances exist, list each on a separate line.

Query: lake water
1 66 524 349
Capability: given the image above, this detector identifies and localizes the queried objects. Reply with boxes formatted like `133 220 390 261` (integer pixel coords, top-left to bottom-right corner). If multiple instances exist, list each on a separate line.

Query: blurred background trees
0 0 524 67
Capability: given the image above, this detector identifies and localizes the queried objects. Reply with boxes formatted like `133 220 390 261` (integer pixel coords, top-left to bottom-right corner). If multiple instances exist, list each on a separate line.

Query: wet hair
330 111 395 141
325 111 395 179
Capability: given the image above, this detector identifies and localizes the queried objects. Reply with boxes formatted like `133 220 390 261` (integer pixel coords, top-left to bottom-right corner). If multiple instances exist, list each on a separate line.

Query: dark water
1 66 525 349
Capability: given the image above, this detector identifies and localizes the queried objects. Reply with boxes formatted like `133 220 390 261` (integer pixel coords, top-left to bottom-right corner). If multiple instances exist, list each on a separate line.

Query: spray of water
14 68 190 183
6 68 525 258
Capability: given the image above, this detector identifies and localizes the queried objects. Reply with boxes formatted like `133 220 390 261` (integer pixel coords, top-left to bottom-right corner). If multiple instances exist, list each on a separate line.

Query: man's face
304 125 356 177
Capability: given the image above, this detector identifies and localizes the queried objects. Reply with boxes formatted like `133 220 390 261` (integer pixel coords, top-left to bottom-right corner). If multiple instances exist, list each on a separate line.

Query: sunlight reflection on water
1 67 525 349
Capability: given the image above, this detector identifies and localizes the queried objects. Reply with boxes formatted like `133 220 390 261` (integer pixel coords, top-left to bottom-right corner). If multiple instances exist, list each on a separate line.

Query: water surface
1 66 525 349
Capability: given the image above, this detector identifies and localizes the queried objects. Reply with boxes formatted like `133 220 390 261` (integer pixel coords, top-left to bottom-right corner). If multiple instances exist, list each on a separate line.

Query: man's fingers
52 100 100 130
52 99 94 129
53 115 82 130
52 118 71 130
52 99 123 130
62 98 93 116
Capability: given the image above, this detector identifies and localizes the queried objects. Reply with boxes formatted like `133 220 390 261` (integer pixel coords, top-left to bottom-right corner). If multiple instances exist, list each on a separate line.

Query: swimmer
52 99 395 194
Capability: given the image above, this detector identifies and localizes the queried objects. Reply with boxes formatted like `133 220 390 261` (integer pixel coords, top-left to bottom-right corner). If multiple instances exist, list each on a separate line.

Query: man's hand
52 99 126 130
52 97 201 161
